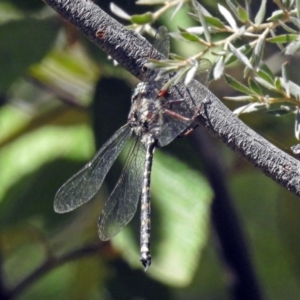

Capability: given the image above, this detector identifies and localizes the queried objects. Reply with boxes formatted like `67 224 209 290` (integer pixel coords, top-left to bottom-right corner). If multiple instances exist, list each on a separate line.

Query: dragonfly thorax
128 84 164 144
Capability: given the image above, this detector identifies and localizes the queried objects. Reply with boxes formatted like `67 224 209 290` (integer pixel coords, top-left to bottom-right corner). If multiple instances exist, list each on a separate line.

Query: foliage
112 0 300 141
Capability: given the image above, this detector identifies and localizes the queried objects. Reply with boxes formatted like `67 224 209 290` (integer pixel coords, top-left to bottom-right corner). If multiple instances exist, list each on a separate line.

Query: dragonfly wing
98 139 146 241
54 125 132 213
193 58 212 87
157 58 212 147
154 26 170 59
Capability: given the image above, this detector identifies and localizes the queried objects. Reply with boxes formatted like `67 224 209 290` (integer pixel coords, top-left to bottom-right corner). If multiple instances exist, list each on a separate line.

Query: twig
9 243 105 299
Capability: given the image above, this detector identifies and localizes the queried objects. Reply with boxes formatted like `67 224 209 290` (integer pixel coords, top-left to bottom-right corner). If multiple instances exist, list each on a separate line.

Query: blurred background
1 0 300 299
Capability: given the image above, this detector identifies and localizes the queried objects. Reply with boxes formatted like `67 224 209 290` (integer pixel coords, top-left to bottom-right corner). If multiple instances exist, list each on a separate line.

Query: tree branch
9 243 105 299
43 0 300 197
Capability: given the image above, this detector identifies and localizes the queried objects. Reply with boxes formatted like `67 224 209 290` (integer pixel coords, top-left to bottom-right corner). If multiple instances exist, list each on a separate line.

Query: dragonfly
54 26 212 270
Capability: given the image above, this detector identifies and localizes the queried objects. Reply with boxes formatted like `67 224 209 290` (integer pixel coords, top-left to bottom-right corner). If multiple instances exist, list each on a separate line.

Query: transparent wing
153 26 170 59
194 58 212 87
157 58 212 147
54 125 132 213
98 138 146 241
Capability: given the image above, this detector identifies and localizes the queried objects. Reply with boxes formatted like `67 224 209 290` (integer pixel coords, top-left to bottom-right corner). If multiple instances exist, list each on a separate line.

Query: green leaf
285 38 300 55
171 0 184 19
184 26 204 35
233 102 266 114
0 18 59 93
186 64 200 85
229 43 253 69
224 73 254 95
192 0 211 42
254 0 267 25
213 57 224 80
267 34 299 43
297 0 300 20
224 44 252 65
248 77 262 95
290 16 300 30
281 62 289 88
225 0 239 19
274 77 282 90
257 63 275 84
110 3 130 20
180 31 202 43
254 76 276 90
237 6 249 23
223 95 254 101
218 4 237 30
204 16 225 29
279 20 298 34
169 53 186 60
253 36 265 69
267 9 285 21
130 12 153 24
280 78 300 100
296 108 300 140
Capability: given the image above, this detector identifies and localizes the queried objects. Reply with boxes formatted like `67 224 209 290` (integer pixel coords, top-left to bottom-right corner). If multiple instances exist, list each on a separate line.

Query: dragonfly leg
164 109 190 122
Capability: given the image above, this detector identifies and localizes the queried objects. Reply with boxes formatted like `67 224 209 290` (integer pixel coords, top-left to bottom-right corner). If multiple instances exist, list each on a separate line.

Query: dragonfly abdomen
140 134 156 270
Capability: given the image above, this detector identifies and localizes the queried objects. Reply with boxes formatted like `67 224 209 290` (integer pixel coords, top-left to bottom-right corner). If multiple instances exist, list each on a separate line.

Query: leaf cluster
112 0 300 140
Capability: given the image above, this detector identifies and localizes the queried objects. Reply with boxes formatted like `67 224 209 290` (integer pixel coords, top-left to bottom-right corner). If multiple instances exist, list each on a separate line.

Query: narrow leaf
218 4 237 30
237 6 249 23
267 34 299 43
213 57 225 79
285 39 300 55
224 74 254 95
282 62 289 88
225 44 252 65
233 103 266 115
130 12 153 24
193 0 211 42
291 143 300 155
280 78 300 100
248 77 262 95
110 3 130 20
267 10 285 21
254 36 265 69
297 0 300 20
204 16 225 29
254 0 267 25
279 20 298 33
185 65 198 85
225 0 239 19
185 26 204 35
223 95 254 101
169 53 186 60
229 43 253 69
295 108 300 140
257 63 275 84
171 0 184 19
274 77 282 91
180 31 202 42
290 17 300 30
254 76 276 90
